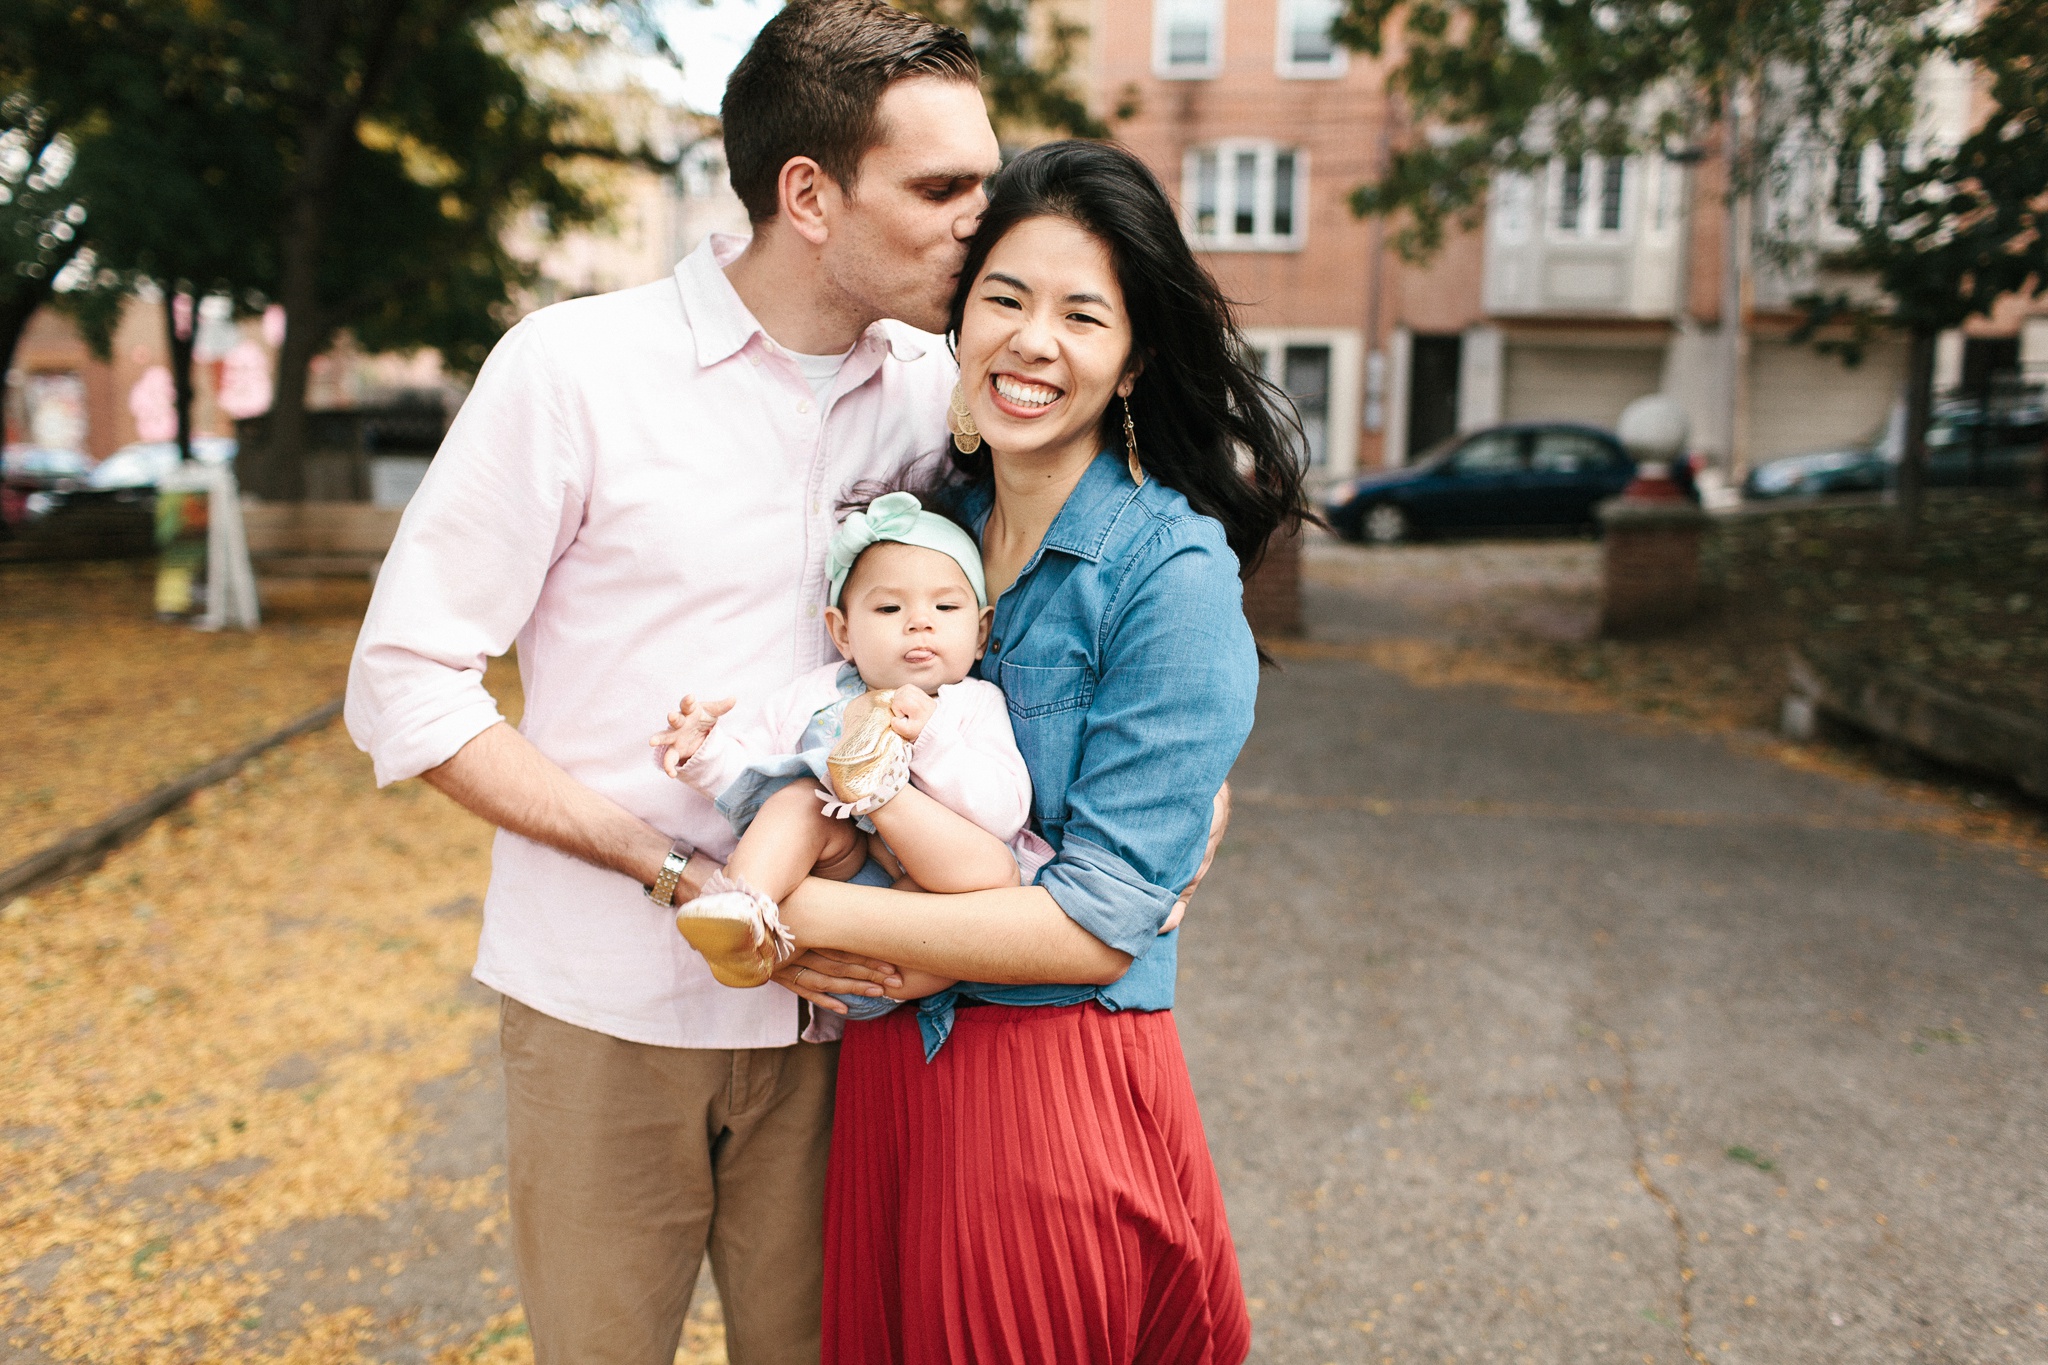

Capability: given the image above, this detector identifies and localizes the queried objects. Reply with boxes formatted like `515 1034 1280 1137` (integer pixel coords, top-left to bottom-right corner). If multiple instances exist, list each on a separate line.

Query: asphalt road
1184 570 2047 1364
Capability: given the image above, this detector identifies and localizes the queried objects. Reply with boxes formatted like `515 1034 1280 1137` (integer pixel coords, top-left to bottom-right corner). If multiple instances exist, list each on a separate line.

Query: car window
1449 433 1525 476
1530 431 1615 474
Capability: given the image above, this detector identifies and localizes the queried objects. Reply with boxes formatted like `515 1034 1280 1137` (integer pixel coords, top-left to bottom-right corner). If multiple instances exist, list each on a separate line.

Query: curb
1788 647 2048 800
0 698 345 903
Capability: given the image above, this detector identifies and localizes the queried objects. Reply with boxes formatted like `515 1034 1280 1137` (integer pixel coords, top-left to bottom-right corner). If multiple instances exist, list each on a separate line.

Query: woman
777 139 1310 1364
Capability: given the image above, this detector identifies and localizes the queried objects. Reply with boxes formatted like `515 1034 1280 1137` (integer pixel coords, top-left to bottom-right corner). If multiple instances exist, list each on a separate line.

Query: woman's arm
779 878 1131 987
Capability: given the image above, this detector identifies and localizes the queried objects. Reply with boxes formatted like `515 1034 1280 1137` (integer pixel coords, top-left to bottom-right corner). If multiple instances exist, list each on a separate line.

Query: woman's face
956 215 1134 467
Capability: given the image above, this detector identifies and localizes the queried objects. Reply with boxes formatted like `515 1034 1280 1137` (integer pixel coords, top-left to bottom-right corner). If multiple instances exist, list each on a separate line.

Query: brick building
1067 0 2046 483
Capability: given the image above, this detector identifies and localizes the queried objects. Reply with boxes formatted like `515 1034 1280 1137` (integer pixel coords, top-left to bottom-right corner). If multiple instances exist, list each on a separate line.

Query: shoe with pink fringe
674 869 795 989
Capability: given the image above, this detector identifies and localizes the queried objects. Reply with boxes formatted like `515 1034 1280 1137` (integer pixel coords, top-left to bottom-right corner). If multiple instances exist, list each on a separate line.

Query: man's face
821 77 1001 334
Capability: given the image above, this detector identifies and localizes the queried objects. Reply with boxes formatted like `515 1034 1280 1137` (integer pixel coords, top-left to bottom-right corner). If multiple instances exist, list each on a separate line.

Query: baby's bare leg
726 781 866 902
866 786 1019 893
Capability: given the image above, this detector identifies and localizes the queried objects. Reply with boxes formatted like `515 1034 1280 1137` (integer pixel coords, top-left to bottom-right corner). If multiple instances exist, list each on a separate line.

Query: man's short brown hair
722 0 980 224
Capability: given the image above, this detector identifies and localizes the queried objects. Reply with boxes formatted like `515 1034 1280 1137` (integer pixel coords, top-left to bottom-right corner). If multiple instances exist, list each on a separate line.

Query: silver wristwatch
647 841 693 908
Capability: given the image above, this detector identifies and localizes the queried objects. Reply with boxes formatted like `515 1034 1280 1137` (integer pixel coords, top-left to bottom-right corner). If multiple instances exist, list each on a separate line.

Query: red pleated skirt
823 1002 1251 1365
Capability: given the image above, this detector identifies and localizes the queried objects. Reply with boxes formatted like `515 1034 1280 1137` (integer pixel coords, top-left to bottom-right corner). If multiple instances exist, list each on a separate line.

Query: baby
650 491 1047 1000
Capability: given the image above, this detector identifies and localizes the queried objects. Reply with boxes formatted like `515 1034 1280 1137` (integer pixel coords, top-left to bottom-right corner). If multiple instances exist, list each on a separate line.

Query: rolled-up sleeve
1037 521 1258 956
344 317 589 786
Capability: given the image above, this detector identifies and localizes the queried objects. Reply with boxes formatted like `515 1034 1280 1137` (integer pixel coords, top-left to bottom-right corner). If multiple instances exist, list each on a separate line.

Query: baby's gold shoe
826 689 910 810
675 870 794 989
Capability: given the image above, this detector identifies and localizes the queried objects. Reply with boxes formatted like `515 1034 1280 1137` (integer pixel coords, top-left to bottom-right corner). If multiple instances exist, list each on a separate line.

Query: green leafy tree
1794 0 2048 529
1331 0 1937 259
901 0 1115 140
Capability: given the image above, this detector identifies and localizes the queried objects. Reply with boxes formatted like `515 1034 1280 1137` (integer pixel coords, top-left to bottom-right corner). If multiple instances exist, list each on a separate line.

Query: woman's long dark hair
937 139 1313 577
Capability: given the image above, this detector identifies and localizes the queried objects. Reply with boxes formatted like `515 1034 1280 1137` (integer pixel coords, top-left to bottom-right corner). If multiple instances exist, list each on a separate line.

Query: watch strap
648 842 692 907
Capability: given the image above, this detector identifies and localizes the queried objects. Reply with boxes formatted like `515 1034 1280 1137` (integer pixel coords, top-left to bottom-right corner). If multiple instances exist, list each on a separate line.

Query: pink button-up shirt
345 234 954 1049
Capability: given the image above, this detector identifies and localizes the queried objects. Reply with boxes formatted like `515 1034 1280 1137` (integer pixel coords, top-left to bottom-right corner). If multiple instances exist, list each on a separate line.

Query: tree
1331 0 1937 259
48 22 282 463
0 93 88 437
1794 0 2048 531
900 0 1117 140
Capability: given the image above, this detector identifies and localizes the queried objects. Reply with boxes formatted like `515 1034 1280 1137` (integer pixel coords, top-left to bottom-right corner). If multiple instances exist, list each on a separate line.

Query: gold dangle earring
949 381 982 455
1122 395 1144 486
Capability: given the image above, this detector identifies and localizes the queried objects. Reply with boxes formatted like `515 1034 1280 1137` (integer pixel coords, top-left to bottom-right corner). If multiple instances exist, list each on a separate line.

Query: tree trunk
250 193 327 501
249 0 413 502
1896 326 1936 546
0 293 44 440
0 245 77 442
167 290 197 462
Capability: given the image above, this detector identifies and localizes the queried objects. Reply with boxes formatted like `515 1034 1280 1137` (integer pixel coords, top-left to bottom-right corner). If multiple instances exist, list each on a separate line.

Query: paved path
1181 568 2046 1364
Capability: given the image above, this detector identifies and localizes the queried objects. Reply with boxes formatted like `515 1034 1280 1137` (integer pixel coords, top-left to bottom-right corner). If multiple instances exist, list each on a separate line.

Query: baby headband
827 491 987 609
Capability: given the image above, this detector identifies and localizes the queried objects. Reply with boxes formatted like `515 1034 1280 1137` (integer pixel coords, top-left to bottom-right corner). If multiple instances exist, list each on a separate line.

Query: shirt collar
1038 450 1142 564
959 449 1139 568
674 233 931 369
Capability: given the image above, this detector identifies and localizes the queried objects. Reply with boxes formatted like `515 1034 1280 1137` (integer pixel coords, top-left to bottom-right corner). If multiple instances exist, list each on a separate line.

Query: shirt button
795 398 812 414
806 604 818 618
989 638 1001 651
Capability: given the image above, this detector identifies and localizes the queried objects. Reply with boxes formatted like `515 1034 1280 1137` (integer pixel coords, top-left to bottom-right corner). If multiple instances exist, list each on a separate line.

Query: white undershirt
786 345 852 400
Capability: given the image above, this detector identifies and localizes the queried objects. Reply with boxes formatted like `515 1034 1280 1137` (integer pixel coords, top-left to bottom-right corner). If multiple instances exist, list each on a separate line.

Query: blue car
1322 423 1642 544
1743 400 2047 499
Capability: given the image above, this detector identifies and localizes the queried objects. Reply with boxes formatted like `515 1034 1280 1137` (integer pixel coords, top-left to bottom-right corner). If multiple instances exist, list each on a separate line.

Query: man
345 3 1001 1359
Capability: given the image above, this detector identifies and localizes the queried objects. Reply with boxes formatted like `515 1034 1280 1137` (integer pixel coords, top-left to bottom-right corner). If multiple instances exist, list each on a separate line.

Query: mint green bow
827 491 988 608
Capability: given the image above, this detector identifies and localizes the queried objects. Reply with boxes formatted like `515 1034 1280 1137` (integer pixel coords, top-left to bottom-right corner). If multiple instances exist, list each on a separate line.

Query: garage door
1747 338 1905 461
1502 344 1666 429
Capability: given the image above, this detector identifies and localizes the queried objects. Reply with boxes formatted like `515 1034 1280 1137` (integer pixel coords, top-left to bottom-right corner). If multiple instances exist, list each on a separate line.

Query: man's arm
425 722 907 995
421 721 720 899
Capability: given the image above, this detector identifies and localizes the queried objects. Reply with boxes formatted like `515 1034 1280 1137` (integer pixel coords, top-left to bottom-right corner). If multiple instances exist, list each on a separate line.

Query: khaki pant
501 996 838 1364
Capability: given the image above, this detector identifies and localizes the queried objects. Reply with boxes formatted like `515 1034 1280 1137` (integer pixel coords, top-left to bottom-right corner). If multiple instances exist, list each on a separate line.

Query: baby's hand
887 685 936 744
649 694 734 777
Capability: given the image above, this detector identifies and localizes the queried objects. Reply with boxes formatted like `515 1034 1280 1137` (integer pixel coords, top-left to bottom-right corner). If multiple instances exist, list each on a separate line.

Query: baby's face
825 541 992 693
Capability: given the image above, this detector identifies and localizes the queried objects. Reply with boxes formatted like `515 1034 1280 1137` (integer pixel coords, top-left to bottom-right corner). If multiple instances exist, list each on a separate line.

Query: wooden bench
242 501 404 581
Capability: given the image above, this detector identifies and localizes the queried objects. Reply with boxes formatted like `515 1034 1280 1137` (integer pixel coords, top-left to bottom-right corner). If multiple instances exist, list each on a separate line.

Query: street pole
1721 83 1751 479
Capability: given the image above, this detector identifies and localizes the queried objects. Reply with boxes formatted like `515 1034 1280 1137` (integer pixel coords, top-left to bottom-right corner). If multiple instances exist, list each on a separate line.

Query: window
1558 157 1584 232
1531 430 1617 474
1185 143 1306 250
1450 432 1525 476
1278 0 1347 76
1155 0 1223 78
1598 159 1624 231
1551 155 1629 238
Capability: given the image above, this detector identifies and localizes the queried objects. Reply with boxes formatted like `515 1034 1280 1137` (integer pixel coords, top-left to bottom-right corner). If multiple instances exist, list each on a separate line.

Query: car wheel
1362 503 1410 545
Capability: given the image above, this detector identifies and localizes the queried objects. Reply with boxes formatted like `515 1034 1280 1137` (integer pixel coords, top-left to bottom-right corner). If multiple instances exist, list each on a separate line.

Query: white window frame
1183 141 1307 252
1275 0 1348 79
1546 154 1631 241
1154 0 1224 80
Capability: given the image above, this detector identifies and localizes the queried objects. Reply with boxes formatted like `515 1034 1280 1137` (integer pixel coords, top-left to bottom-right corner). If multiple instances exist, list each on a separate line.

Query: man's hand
887 685 936 744
773 949 904 1014
1160 783 1230 935
648 694 734 778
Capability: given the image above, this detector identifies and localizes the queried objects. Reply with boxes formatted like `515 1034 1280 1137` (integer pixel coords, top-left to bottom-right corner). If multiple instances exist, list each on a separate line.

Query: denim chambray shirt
908 449 1259 1057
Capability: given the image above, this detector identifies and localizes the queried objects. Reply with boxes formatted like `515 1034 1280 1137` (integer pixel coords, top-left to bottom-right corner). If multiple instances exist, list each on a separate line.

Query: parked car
1744 399 2048 499
2 445 93 527
88 437 237 490
1322 423 1653 544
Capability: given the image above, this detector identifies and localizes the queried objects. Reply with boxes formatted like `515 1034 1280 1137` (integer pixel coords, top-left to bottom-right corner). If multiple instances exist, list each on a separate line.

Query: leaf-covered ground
0 565 373 867
2 568 725 1362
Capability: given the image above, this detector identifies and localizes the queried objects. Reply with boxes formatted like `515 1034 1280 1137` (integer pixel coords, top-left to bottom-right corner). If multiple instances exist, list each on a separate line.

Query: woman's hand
1160 783 1230 934
887 685 937 743
648 694 734 777
774 949 904 1014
